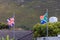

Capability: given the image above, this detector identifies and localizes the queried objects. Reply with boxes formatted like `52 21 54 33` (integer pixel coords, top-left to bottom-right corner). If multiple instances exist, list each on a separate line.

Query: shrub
0 22 10 29
33 22 60 37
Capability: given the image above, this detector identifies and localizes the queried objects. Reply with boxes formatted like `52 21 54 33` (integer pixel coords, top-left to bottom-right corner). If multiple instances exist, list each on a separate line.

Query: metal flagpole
13 12 15 40
46 9 48 40
46 9 48 37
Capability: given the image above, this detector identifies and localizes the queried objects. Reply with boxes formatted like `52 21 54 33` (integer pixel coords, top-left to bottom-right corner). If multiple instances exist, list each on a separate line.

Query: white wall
37 37 60 40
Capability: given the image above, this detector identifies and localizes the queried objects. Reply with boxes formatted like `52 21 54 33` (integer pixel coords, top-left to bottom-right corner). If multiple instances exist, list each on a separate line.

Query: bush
33 22 60 37
0 22 10 29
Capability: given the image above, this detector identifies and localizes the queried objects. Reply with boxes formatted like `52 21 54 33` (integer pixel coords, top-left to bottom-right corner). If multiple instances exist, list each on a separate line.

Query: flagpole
13 12 15 40
46 9 48 40
46 9 48 37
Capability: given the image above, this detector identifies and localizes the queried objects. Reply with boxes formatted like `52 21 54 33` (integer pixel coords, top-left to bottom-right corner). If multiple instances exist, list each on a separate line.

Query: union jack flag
7 17 15 27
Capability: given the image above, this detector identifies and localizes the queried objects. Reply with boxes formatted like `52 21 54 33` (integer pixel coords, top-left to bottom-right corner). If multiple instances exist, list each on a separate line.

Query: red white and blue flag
7 17 15 27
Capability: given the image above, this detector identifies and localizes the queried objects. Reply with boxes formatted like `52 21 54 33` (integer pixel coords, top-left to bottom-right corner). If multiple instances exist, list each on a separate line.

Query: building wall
37 37 60 40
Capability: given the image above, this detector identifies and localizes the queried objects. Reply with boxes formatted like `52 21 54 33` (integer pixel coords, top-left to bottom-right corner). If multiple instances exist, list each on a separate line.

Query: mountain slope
0 0 60 30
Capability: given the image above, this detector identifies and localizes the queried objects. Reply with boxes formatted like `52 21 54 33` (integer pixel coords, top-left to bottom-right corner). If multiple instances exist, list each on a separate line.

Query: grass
1 35 14 40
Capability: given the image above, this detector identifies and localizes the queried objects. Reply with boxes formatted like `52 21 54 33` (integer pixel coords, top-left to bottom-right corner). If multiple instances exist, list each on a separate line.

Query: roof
0 30 33 40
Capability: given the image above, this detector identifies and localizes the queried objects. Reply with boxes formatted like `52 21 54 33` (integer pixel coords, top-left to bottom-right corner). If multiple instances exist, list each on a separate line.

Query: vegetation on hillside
0 0 60 30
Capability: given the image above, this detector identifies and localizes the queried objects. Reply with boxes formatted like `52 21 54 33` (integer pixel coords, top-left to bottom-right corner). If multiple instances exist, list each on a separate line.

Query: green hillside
0 0 60 30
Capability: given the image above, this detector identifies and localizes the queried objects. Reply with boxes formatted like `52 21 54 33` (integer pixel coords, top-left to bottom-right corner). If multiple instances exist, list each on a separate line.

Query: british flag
7 17 15 27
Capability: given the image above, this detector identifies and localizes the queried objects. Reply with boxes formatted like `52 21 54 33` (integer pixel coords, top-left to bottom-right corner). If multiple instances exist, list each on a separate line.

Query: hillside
0 0 60 30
